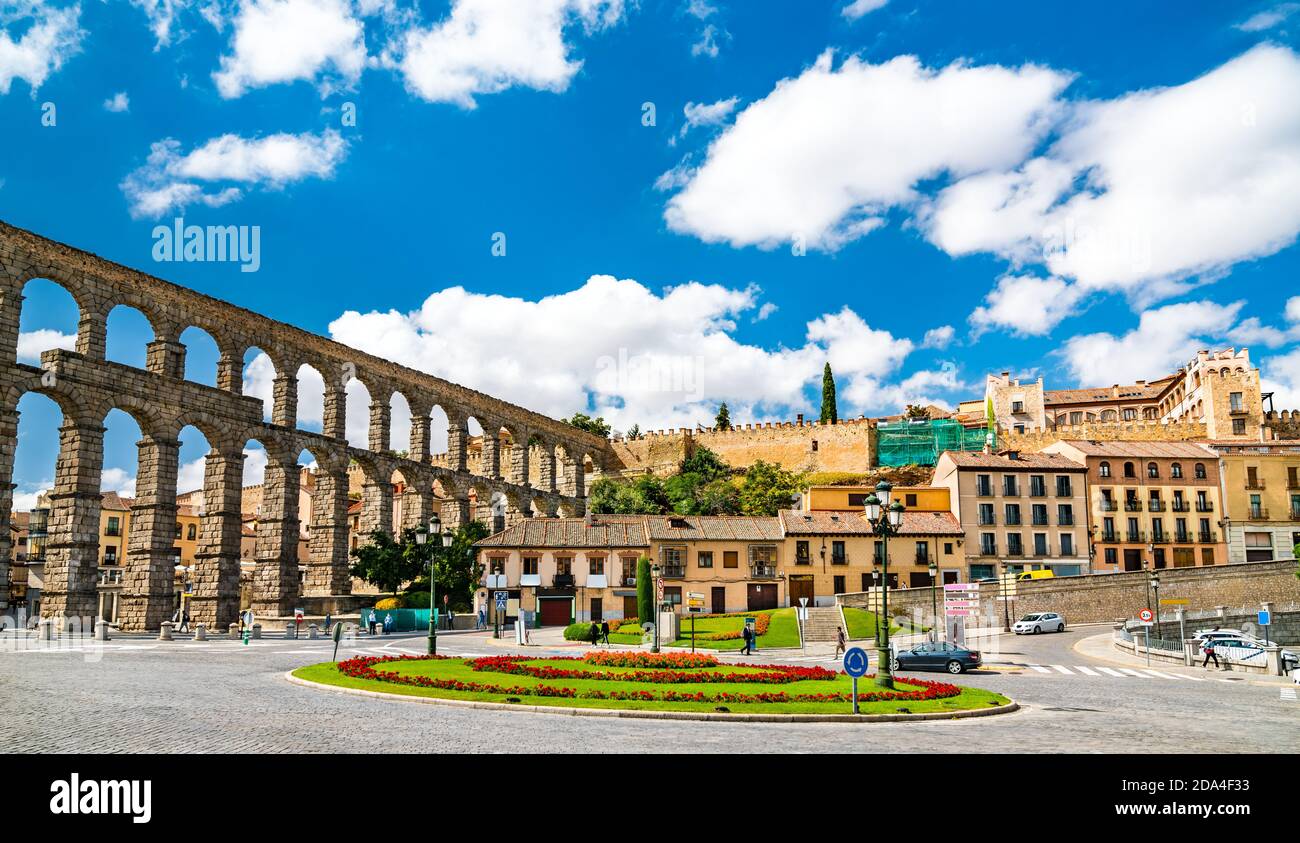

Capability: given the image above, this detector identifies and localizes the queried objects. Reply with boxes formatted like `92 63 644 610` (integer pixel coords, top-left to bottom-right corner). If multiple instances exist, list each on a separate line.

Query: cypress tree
636 555 654 623
715 403 732 431
820 363 838 424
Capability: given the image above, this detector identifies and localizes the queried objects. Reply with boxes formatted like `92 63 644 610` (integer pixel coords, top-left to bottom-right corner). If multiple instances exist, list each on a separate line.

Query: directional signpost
686 592 705 653
944 583 979 645
843 647 870 714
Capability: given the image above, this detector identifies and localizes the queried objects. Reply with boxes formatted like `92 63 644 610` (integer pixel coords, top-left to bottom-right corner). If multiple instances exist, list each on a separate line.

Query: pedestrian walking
1201 638 1220 669
477 607 486 630
589 620 600 647
600 620 611 646
834 625 847 659
740 624 753 656
323 612 332 635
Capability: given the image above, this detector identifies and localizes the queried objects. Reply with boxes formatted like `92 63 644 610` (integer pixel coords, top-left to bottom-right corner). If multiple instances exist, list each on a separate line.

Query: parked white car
1192 629 1266 645
1013 612 1066 634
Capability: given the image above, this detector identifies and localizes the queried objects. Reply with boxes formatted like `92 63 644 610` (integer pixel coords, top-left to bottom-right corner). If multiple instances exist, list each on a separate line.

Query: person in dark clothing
740 625 753 656
589 621 600 647
834 625 847 659
1201 639 1220 668
600 620 611 645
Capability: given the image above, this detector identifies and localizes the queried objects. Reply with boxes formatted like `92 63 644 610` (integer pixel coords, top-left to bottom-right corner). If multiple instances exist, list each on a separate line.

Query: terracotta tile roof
644 515 784 542
1044 374 1177 406
940 451 1086 471
1054 440 1217 458
476 516 649 549
101 491 133 511
779 509 962 537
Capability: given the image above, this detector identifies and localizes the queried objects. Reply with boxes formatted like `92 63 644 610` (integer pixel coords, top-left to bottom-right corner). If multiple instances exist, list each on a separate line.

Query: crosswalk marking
1141 669 1179 680
1282 689 1297 701
1027 664 1052 673
1118 668 1150 678
1050 665 1074 675
1096 667 1126 677
1075 665 1100 676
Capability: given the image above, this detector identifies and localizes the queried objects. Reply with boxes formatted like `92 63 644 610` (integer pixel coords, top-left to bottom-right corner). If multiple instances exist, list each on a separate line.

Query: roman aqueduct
0 221 610 631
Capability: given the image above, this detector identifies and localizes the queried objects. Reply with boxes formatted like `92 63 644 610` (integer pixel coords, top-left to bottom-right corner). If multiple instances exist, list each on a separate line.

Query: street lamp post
417 516 456 656
864 480 905 690
928 557 939 643
1150 571 1161 640
871 569 881 643
651 562 661 653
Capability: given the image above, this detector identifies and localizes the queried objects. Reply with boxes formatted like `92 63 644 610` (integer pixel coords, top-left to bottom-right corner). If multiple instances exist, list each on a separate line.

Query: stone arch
241 345 278 422
345 375 374 449
104 302 158 371
178 324 222 387
388 389 413 454
294 362 327 433
13 276 81 364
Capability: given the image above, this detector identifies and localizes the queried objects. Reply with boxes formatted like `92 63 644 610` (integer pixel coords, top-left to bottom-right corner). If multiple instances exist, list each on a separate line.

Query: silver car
1012 612 1066 634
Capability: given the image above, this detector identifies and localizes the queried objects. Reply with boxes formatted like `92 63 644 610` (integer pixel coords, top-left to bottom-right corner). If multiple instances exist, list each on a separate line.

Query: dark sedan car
890 641 982 675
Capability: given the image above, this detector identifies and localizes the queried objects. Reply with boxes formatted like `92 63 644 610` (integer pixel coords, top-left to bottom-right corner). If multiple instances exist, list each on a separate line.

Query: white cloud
921 324 955 349
927 45 1300 305
13 481 49 512
325 275 949 434
130 0 190 48
675 96 738 142
177 455 206 495
1226 294 1300 347
662 51 1070 250
1236 3 1300 32
391 0 624 107
121 128 348 217
1059 300 1244 386
213 0 366 98
0 1 85 94
841 0 888 21
1262 347 1300 409
969 274 1084 337
16 328 75 362
754 302 777 322
103 91 129 112
684 0 726 58
100 466 137 498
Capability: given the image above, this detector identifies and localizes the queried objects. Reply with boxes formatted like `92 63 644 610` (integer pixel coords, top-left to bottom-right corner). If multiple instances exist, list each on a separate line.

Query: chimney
584 512 594 528
796 413 804 424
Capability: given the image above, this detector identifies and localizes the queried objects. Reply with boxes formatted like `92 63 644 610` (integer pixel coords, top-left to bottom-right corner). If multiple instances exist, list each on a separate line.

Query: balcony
1005 546 1024 557
1004 515 1022 526
831 554 848 566
1171 501 1190 512
1245 480 1265 490
1247 507 1270 521
1198 531 1217 543
1099 531 1118 543
1173 533 1192 544
794 555 812 566
1196 501 1214 513
1150 533 1170 544
1099 500 1118 512
913 555 930 566
553 574 575 588
749 564 779 579
1147 500 1165 512
978 545 998 557
1059 515 1075 527
978 516 997 527
661 564 686 579
1032 517 1049 527
1292 507 1300 520
1123 500 1143 512
520 573 542 587
1057 485 1074 498
620 576 636 588
976 486 993 498
1029 486 1047 498
1125 531 1146 543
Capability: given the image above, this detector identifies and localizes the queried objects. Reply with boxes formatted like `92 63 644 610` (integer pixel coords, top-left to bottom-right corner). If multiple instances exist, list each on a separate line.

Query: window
1249 494 1264 518
723 550 738 568
873 540 884 564
1151 518 1164 540
1030 475 1046 496
905 493 918 507
1246 466 1261 488
1122 408 1137 421
1060 533 1074 556
1230 391 1244 412
1171 462 1182 478
1104 547 1118 567
103 546 118 565
1124 462 1136 478
662 587 682 608
617 557 632 584
833 576 846 595
557 557 573 575
1011 400 1024 414
978 503 996 526
848 493 869 507
1102 516 1116 539
1147 462 1159 479
1033 533 1048 555
1194 462 1207 479
1098 462 1111 478
1069 412 1083 425
1057 504 1074 526
1201 548 1215 566
980 534 997 556
1003 475 1019 496
489 557 505 574
1056 475 1073 497
662 546 685 576
795 541 809 564
1007 533 1023 556
588 556 605 575
944 542 953 555
1014 424 1025 434
1233 418 1247 435
831 540 847 564
1004 503 1021 525
187 523 197 541
1288 466 1300 488
523 557 539 576
105 517 121 537
697 551 713 568
1032 503 1048 526
976 474 992 496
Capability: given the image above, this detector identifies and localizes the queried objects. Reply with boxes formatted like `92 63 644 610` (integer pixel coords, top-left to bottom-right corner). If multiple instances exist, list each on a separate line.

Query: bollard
94 619 110 641
37 619 53 641
158 621 174 641
229 622 240 638
308 623 319 639
194 624 207 641
251 623 262 640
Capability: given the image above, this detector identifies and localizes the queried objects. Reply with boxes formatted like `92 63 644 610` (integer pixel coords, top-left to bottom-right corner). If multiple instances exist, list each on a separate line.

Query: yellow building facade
1206 441 1300 563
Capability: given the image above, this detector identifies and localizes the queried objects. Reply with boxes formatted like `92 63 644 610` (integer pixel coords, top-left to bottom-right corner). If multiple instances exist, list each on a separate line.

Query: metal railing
749 564 779 579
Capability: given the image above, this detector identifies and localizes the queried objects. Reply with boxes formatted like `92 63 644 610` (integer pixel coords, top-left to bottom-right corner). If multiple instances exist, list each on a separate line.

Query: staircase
801 606 844 644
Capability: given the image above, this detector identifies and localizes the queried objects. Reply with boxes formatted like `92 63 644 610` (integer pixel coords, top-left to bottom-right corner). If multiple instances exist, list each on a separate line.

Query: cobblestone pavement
1 627 1296 753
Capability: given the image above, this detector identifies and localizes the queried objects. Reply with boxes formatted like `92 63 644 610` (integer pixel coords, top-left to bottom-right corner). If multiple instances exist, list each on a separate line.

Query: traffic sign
1159 598 1189 606
843 647 869 678
494 590 507 610
1258 610 1271 626
1138 608 1154 623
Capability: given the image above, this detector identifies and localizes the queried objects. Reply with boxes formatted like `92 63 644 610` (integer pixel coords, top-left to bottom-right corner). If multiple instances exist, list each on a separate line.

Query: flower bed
469 655 839 685
686 612 772 641
583 651 717 669
333 654 963 706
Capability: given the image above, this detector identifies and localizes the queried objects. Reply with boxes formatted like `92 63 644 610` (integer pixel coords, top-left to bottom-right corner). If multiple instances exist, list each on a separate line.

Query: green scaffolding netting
877 419 992 467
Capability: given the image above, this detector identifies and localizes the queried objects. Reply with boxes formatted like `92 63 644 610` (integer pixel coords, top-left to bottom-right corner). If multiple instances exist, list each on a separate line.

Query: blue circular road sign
843 647 869 678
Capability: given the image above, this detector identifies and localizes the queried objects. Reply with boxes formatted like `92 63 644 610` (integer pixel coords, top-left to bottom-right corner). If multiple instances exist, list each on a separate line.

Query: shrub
374 597 401 610
401 591 431 608
637 556 653 623
563 622 603 641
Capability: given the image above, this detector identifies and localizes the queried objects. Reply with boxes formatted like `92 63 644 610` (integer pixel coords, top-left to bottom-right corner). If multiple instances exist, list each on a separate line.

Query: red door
539 599 571 627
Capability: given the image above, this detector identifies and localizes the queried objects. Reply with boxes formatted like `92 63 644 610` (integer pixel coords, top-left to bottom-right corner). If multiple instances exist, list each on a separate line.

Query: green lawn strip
842 607 903 641
293 657 1008 715
669 608 801 650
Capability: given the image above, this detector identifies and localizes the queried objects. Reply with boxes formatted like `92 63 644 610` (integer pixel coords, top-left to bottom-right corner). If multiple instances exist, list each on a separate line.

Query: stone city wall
608 418 876 476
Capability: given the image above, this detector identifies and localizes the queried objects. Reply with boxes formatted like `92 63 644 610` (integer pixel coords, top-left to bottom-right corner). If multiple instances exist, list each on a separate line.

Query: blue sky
4 0 1300 506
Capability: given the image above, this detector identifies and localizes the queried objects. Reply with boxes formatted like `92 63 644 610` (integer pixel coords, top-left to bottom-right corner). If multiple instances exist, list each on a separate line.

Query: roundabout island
291 652 1014 721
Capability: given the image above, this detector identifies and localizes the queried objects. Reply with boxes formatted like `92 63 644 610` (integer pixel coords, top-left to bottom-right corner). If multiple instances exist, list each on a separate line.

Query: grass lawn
670 608 801 650
294 656 1009 715
841 607 928 641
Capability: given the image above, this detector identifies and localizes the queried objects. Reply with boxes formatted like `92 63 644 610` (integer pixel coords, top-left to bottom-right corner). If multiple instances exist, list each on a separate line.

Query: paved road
1 627 1296 753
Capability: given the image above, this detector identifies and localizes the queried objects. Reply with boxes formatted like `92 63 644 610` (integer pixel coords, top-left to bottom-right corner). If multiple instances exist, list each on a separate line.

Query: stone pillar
118 434 181 631
559 456 579 497
76 311 106 360
359 478 393 538
216 351 242 393
0 408 15 609
0 284 23 364
481 429 501 479
145 339 186 379
440 496 471 530
447 420 468 472
322 385 346 440
42 420 105 622
473 499 494 527
409 415 432 463
251 458 301 617
538 449 556 493
509 433 530 488
304 468 351 596
190 450 243 628
572 460 586 499
271 373 297 427
369 399 391 452
401 485 434 532
504 502 527 529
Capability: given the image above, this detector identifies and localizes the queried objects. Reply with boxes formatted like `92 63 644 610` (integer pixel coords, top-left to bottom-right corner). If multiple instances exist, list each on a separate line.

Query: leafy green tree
738 460 805 516
820 362 838 424
587 474 670 514
626 424 641 440
587 477 623 514
564 412 612 437
694 478 742 515
409 521 490 611
636 555 653 623
715 403 732 430
680 445 730 481
904 404 930 420
349 529 427 595
665 447 740 515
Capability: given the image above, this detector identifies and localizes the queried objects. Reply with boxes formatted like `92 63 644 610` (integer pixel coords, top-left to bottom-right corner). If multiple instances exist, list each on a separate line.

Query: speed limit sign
1138 608 1154 624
